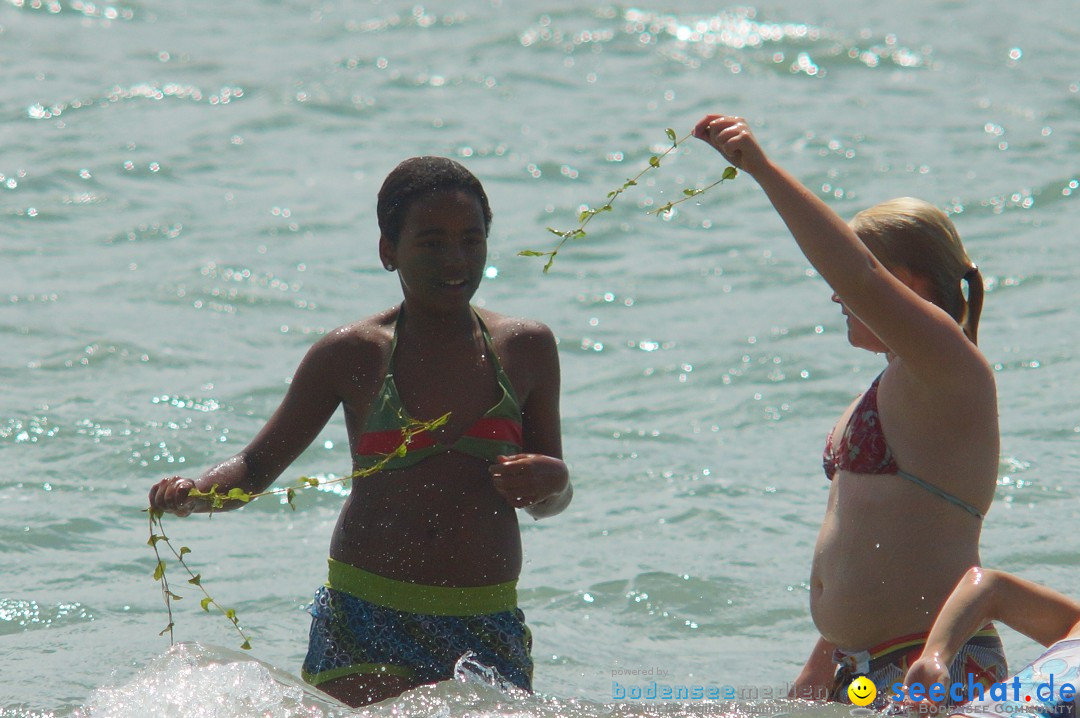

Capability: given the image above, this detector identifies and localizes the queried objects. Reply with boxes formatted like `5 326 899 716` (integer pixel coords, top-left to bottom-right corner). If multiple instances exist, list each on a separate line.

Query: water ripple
5 0 135 21
517 7 934 77
27 84 244 120
0 598 94 635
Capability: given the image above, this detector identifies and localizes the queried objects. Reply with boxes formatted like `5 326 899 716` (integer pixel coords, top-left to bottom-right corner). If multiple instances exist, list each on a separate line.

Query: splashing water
71 643 354 718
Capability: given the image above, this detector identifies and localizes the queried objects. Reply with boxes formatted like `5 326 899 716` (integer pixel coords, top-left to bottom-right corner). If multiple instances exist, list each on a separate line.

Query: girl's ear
891 267 934 302
379 235 396 271
889 265 914 287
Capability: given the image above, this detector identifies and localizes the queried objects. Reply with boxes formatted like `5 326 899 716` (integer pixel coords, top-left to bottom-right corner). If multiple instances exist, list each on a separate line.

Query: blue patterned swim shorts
301 559 533 691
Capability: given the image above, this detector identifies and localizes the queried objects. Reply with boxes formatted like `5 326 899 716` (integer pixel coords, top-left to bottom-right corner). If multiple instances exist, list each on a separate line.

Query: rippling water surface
2 1 1079 715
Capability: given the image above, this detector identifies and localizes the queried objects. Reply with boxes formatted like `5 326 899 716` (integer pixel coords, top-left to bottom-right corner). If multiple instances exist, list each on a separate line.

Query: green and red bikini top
353 311 524 471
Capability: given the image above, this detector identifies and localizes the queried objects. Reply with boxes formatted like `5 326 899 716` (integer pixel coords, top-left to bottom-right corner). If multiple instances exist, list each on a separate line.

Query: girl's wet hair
377 156 493 245
851 197 984 344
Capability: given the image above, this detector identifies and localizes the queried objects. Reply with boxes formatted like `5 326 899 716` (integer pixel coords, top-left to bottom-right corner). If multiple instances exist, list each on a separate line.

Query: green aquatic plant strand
147 412 450 650
519 128 738 272
148 508 251 649
648 165 739 216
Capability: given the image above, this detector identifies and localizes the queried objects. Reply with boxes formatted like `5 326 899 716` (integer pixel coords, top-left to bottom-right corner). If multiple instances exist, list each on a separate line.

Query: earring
385 263 395 271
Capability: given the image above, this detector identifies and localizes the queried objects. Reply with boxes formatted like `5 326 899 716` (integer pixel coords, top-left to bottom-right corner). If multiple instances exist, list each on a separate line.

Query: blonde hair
851 197 983 344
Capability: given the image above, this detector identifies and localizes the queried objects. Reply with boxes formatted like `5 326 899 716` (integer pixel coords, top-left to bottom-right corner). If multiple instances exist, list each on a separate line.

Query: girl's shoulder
887 344 997 405
476 309 561 399
304 307 400 366
475 309 558 366
474 308 555 343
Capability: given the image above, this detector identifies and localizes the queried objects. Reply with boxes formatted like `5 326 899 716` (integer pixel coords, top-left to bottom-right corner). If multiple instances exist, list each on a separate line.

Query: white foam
72 643 354 718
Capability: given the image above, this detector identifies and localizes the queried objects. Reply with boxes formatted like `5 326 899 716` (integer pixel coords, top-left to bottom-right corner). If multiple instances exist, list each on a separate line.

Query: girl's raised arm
693 114 988 393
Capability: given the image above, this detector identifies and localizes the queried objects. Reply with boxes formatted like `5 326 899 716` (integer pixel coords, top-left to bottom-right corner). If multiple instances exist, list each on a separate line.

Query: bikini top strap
385 305 403 376
388 306 519 407
473 310 521 406
872 370 983 519
895 469 984 520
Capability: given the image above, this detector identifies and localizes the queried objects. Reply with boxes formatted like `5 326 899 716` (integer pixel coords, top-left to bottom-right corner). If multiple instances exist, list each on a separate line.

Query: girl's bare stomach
810 473 982 649
329 452 523 587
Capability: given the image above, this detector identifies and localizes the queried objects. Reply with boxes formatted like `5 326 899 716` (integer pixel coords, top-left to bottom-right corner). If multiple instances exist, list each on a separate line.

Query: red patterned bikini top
822 373 897 479
822 372 984 520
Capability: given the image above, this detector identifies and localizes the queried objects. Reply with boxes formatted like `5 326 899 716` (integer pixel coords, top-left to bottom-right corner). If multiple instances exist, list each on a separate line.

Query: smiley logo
847 676 877 707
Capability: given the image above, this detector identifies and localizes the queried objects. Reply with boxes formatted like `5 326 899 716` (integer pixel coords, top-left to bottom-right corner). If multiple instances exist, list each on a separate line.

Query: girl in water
693 114 1005 705
148 156 572 707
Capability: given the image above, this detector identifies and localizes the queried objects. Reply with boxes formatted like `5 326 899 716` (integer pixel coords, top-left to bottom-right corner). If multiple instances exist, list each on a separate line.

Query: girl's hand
895 654 951 713
148 475 198 517
489 454 568 509
693 114 767 176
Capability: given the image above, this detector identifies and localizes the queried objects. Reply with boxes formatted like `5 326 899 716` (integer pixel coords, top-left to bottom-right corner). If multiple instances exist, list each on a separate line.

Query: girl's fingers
149 476 195 515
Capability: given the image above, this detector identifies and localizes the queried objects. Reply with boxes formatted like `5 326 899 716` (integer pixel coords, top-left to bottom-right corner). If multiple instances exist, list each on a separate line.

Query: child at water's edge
149 157 572 707
899 568 1080 717
693 114 1005 706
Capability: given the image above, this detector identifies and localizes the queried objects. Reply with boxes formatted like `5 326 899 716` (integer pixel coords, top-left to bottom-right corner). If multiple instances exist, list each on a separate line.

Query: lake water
2 0 1079 715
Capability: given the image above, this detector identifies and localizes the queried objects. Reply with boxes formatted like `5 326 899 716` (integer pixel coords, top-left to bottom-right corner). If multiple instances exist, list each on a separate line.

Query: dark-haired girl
692 115 1006 706
149 157 572 707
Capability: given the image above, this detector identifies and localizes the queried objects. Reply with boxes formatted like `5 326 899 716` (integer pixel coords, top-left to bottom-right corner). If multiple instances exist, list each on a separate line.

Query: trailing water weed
520 128 737 272
146 413 450 649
